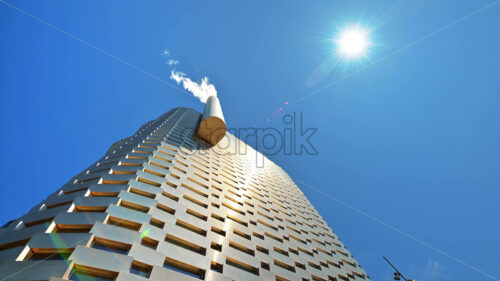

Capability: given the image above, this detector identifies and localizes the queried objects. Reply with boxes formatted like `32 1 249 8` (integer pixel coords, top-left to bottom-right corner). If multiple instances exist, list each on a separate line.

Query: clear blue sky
1 1 499 280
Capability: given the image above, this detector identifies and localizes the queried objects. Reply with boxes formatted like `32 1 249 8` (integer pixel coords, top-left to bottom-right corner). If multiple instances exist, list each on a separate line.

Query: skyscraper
0 100 370 281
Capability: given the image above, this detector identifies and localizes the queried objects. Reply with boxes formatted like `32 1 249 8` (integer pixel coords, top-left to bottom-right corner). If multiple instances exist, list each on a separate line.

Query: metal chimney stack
197 95 226 145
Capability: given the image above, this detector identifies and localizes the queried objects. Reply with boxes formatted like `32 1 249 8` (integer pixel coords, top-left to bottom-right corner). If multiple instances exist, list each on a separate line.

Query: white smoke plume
162 49 217 103
170 71 216 103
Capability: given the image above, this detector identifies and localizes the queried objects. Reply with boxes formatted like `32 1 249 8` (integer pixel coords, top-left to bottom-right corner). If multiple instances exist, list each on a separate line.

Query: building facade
0 107 370 281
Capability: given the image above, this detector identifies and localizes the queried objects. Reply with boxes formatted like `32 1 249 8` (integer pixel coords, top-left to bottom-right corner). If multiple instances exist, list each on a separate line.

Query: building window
186 209 208 221
68 267 116 281
129 187 156 199
226 257 259 276
130 261 152 278
74 206 107 212
141 237 158 250
308 261 322 270
229 241 255 256
53 225 92 233
165 234 206 255
274 259 296 273
210 242 222 252
176 219 207 236
24 217 54 228
164 257 205 280
91 238 130 255
119 201 149 213
210 261 223 273
157 203 176 215
0 239 29 251
107 216 141 231
210 226 226 237
233 229 251 240
295 262 306 270
26 250 72 261
273 246 289 256
256 246 269 255
46 201 72 209
150 218 165 229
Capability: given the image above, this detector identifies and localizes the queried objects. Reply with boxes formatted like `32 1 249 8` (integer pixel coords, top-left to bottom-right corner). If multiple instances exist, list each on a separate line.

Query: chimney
197 96 226 145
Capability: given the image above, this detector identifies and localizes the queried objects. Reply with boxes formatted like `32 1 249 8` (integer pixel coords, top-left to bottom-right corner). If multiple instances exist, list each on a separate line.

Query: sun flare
334 25 371 60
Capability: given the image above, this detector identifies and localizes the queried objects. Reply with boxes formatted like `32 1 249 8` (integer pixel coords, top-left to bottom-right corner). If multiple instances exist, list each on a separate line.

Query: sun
334 25 372 60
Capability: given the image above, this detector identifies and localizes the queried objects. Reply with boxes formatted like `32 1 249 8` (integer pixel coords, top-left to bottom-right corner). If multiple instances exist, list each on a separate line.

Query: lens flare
140 228 151 238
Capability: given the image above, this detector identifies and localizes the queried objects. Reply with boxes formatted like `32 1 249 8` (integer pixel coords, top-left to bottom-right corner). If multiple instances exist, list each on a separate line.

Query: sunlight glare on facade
0 102 371 280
